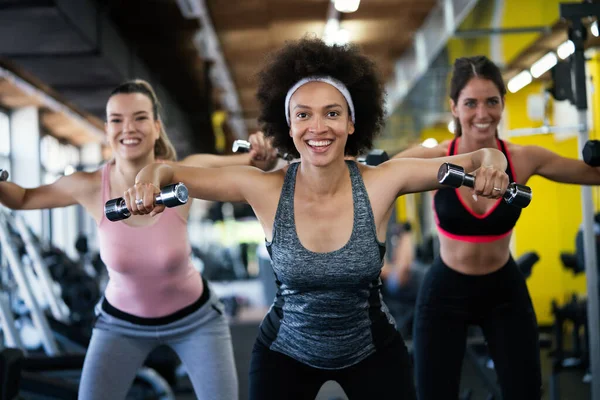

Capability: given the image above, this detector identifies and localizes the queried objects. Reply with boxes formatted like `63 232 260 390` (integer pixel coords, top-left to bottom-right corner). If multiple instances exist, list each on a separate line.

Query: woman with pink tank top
0 79 277 400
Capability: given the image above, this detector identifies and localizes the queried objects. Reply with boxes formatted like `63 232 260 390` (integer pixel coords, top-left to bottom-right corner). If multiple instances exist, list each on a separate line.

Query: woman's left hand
248 131 278 171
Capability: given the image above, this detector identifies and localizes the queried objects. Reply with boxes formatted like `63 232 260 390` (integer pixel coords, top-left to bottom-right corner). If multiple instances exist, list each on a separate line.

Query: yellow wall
447 0 579 65
421 123 455 144
504 82 588 325
500 0 576 63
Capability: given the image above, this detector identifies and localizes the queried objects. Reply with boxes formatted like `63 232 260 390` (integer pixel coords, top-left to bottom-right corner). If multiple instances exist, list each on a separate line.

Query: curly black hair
256 36 386 158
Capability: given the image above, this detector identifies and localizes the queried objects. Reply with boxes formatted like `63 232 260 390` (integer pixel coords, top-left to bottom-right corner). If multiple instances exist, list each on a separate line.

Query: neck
457 135 498 154
297 158 349 196
113 153 156 186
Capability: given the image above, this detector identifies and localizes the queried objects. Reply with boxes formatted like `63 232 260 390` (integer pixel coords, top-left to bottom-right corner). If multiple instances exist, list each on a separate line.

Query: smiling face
288 81 355 167
105 93 161 162
450 77 504 140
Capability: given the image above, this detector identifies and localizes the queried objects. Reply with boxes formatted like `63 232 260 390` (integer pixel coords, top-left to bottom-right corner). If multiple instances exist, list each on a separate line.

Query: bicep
22 174 86 209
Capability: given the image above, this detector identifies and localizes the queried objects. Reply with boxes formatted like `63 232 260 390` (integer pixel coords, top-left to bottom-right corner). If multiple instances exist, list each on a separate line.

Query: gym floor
171 323 590 400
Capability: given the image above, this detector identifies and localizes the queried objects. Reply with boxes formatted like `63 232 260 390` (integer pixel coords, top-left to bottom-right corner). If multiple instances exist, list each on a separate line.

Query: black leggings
249 332 416 400
413 256 542 400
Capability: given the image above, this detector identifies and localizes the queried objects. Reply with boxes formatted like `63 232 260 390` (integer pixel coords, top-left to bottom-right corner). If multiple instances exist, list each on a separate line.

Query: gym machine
553 2 600 399
0 207 175 398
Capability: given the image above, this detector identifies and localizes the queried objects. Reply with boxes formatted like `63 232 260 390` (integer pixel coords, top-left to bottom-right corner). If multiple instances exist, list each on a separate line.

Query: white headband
284 76 355 127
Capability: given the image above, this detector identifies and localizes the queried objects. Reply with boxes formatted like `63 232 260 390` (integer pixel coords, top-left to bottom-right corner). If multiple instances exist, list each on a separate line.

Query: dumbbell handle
232 140 294 162
104 182 189 222
438 163 532 208
0 169 8 182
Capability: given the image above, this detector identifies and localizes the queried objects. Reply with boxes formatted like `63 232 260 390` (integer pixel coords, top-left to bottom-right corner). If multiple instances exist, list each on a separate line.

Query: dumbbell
0 169 8 181
232 139 295 162
358 149 389 166
104 182 189 222
583 140 600 166
437 163 532 208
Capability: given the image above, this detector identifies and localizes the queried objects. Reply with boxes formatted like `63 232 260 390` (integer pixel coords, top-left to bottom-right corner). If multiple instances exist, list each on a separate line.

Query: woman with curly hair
126 38 512 399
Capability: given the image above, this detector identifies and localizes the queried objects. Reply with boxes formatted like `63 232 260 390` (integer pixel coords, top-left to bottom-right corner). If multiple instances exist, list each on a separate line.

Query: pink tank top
96 162 203 317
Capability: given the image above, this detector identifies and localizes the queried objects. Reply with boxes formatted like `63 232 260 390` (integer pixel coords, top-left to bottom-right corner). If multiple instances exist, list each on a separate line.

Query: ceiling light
334 0 360 13
422 138 439 148
447 120 456 134
530 52 558 78
592 21 599 37
333 29 350 46
557 40 575 60
507 71 532 93
323 17 350 47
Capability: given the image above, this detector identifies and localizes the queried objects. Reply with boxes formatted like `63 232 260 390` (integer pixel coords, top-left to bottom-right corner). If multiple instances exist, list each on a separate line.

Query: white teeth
474 123 490 129
121 138 141 145
307 140 332 147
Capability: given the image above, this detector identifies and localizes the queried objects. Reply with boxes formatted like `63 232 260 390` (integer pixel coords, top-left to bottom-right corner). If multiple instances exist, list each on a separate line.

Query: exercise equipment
104 182 189 221
550 294 590 398
437 163 532 208
0 209 175 399
232 139 294 162
357 149 389 166
559 4 600 398
0 169 8 181
583 140 600 167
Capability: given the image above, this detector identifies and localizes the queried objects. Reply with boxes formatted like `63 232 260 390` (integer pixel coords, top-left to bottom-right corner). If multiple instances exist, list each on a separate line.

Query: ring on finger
135 198 144 207
493 187 502 191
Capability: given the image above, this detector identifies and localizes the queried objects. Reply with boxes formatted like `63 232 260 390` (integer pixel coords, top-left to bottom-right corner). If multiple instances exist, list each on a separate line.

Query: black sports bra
433 138 521 243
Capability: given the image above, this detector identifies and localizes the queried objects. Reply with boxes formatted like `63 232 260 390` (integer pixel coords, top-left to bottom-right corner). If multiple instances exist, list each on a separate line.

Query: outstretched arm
0 172 92 210
381 147 509 197
128 162 267 216
523 145 600 185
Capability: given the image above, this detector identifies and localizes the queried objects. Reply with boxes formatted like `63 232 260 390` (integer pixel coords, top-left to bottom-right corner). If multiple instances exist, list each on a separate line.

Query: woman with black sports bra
394 55 600 400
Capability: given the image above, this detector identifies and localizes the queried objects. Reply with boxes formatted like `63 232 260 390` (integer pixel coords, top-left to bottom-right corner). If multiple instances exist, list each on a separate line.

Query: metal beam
454 26 552 38
0 66 105 141
385 0 480 116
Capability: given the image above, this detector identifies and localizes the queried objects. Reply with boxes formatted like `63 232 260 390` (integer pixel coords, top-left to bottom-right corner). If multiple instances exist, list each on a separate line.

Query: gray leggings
78 288 238 400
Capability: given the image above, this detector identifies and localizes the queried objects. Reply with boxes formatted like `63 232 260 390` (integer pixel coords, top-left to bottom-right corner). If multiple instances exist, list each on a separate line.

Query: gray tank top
258 161 397 369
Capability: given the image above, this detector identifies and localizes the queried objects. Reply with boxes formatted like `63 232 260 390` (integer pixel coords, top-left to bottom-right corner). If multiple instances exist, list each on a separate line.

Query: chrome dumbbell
437 163 532 208
104 183 189 222
232 140 295 162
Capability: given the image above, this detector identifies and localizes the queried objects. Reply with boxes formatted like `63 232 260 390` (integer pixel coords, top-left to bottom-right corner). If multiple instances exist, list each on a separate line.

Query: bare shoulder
69 169 102 201
241 164 286 195
438 139 452 151
504 141 526 155
505 141 550 163
57 169 101 193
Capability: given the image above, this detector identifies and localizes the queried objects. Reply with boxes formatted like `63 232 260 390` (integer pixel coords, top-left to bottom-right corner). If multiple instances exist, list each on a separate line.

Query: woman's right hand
123 182 165 217
471 165 509 199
